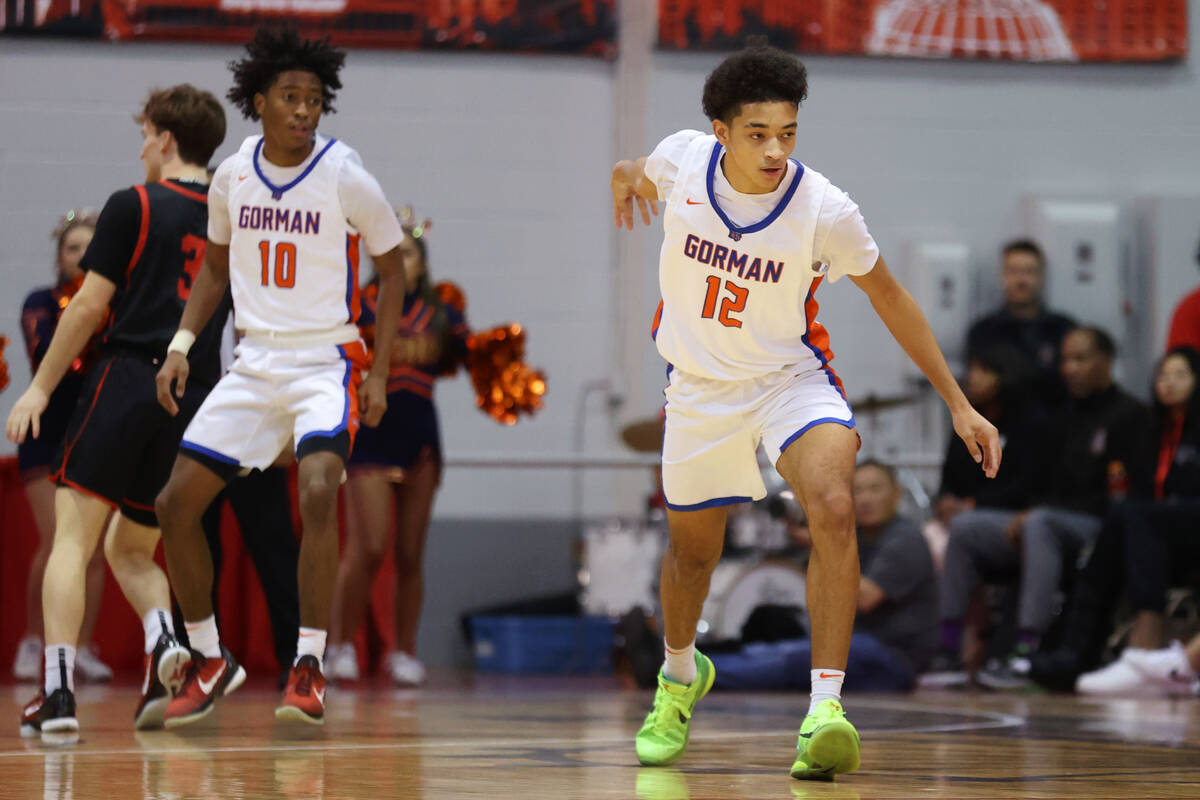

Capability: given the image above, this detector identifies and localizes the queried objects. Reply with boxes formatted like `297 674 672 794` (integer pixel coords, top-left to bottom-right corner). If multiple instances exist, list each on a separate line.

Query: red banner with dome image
657 0 1187 62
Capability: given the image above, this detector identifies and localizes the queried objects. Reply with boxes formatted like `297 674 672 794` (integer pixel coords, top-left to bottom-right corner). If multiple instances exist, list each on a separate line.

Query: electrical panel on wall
1135 197 1200 356
904 242 971 372
1023 198 1126 346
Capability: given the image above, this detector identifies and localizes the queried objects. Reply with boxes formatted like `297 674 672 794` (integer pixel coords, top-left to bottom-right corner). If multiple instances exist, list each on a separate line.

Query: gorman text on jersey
683 233 783 283
238 206 321 235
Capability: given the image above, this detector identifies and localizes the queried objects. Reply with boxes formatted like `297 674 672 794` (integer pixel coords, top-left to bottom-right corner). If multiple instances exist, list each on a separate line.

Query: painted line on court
0 708 1023 760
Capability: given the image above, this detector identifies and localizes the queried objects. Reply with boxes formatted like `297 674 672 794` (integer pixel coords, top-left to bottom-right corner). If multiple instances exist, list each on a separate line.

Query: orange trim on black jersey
157 180 208 204
52 358 114 482
125 185 151 285
55 476 119 510
122 496 155 512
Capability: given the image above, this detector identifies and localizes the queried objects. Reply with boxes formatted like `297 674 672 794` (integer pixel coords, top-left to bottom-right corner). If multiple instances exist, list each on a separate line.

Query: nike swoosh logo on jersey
686 198 704 205
197 665 225 695
238 174 249 181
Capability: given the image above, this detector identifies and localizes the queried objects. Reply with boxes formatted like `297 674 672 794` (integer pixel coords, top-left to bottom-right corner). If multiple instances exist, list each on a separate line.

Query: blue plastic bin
469 615 615 674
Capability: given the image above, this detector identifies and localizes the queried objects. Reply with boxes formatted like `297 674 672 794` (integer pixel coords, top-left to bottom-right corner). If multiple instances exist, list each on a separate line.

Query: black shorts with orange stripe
53 351 210 527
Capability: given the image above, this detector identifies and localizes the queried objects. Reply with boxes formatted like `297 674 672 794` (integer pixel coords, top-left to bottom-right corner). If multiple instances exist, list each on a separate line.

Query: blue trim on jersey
705 143 803 237
665 494 753 512
180 441 240 466
252 137 339 200
297 345 354 447
344 234 355 323
778 416 857 458
800 279 850 404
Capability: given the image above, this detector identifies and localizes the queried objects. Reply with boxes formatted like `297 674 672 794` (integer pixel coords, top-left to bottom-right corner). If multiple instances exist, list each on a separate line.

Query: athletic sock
44 645 76 694
296 628 327 670
142 608 174 654
663 639 697 685
185 616 222 659
809 668 845 714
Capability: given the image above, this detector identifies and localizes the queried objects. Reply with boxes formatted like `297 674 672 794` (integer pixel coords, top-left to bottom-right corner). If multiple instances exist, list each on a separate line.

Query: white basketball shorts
661 366 856 511
179 337 367 476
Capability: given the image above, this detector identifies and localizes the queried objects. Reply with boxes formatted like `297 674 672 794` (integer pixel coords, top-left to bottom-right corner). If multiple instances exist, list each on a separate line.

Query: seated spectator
1074 346 1200 696
966 239 1075 410
709 461 938 692
930 326 1149 689
930 344 1050 568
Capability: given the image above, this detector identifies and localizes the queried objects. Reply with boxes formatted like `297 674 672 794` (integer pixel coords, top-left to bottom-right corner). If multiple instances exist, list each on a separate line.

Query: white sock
663 639 697 685
142 608 174 654
296 627 327 669
809 668 845 714
185 615 222 659
44 645 76 694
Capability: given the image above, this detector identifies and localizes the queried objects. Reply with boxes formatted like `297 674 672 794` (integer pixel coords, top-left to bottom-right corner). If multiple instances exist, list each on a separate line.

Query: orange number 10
259 240 297 288
700 276 748 328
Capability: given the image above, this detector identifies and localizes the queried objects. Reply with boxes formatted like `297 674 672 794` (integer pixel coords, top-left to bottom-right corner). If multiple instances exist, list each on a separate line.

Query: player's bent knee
299 479 338 523
667 539 722 578
808 491 855 537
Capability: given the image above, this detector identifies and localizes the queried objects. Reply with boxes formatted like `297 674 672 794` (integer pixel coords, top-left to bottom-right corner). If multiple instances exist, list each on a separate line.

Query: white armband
167 329 196 356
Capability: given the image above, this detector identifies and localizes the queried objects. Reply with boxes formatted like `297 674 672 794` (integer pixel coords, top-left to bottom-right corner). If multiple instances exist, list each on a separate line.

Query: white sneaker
326 643 360 682
1076 649 1164 697
75 645 114 683
386 651 425 686
12 636 42 682
1122 641 1198 697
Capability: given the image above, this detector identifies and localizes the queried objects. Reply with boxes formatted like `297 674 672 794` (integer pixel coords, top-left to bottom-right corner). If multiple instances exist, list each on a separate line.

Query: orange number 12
700 276 748 328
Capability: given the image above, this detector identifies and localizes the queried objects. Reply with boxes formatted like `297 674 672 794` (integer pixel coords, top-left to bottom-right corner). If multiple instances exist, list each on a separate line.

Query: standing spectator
932 327 1148 688
967 239 1075 408
12 210 112 684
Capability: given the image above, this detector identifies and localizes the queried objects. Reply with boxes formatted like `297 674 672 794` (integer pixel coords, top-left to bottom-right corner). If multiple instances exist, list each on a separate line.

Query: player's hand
6 385 49 444
156 351 190 417
612 164 657 230
360 374 387 428
952 405 1002 478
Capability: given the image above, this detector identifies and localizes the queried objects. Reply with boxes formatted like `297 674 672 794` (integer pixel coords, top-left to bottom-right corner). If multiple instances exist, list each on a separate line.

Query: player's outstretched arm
611 157 659 230
157 242 231 416
5 272 115 444
850 256 1002 478
360 245 404 428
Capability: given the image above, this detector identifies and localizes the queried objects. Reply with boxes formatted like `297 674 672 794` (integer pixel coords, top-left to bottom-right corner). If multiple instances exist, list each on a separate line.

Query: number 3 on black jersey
259 240 297 289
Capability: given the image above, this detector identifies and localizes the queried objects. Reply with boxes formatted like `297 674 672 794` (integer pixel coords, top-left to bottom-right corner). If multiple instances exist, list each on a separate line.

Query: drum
579 519 664 617
705 561 808 641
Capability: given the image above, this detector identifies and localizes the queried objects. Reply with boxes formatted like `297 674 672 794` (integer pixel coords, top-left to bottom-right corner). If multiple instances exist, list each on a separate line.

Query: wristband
167 329 196 356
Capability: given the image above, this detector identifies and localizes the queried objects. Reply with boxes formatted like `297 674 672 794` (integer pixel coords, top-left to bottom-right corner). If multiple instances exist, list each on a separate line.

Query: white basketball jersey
648 132 879 382
217 135 365 335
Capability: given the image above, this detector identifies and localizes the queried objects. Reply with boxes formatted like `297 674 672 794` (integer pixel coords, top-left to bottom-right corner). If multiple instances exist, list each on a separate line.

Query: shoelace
294 668 313 696
647 685 691 728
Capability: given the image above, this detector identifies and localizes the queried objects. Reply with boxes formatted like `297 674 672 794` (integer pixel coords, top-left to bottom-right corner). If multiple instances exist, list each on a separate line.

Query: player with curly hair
154 25 407 727
611 41 1001 779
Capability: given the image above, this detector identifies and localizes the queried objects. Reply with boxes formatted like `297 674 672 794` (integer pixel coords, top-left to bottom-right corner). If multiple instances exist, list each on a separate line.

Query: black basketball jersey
82 179 228 386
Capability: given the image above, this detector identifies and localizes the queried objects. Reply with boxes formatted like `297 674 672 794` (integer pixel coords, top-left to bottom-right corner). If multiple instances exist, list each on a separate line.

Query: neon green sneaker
790 698 860 781
635 651 715 766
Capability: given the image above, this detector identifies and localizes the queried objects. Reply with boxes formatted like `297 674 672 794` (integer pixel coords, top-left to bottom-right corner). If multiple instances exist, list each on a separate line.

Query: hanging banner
1 0 617 57
657 1 1188 62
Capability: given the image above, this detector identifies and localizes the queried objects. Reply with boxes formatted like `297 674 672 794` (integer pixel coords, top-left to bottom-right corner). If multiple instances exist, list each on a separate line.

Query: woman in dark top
1075 346 1200 696
327 219 468 686
11 211 111 683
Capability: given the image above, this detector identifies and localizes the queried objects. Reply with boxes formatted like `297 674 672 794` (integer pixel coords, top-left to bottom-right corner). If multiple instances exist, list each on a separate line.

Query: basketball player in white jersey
152 26 407 726
612 42 1001 779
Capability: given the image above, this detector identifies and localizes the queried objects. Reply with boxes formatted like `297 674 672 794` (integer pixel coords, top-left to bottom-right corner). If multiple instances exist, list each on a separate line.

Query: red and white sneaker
163 646 246 729
135 633 191 730
275 655 326 725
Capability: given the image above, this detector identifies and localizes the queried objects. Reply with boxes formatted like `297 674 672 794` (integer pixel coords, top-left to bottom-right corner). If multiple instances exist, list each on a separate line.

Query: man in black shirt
966 239 1076 408
933 326 1148 688
6 85 229 738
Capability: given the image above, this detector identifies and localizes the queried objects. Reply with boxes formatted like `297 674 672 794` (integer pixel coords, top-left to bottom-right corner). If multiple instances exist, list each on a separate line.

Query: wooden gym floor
2 676 1198 799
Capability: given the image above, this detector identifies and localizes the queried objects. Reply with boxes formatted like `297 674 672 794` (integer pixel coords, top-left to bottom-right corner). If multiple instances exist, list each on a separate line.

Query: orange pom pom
464 324 546 425
435 281 467 314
